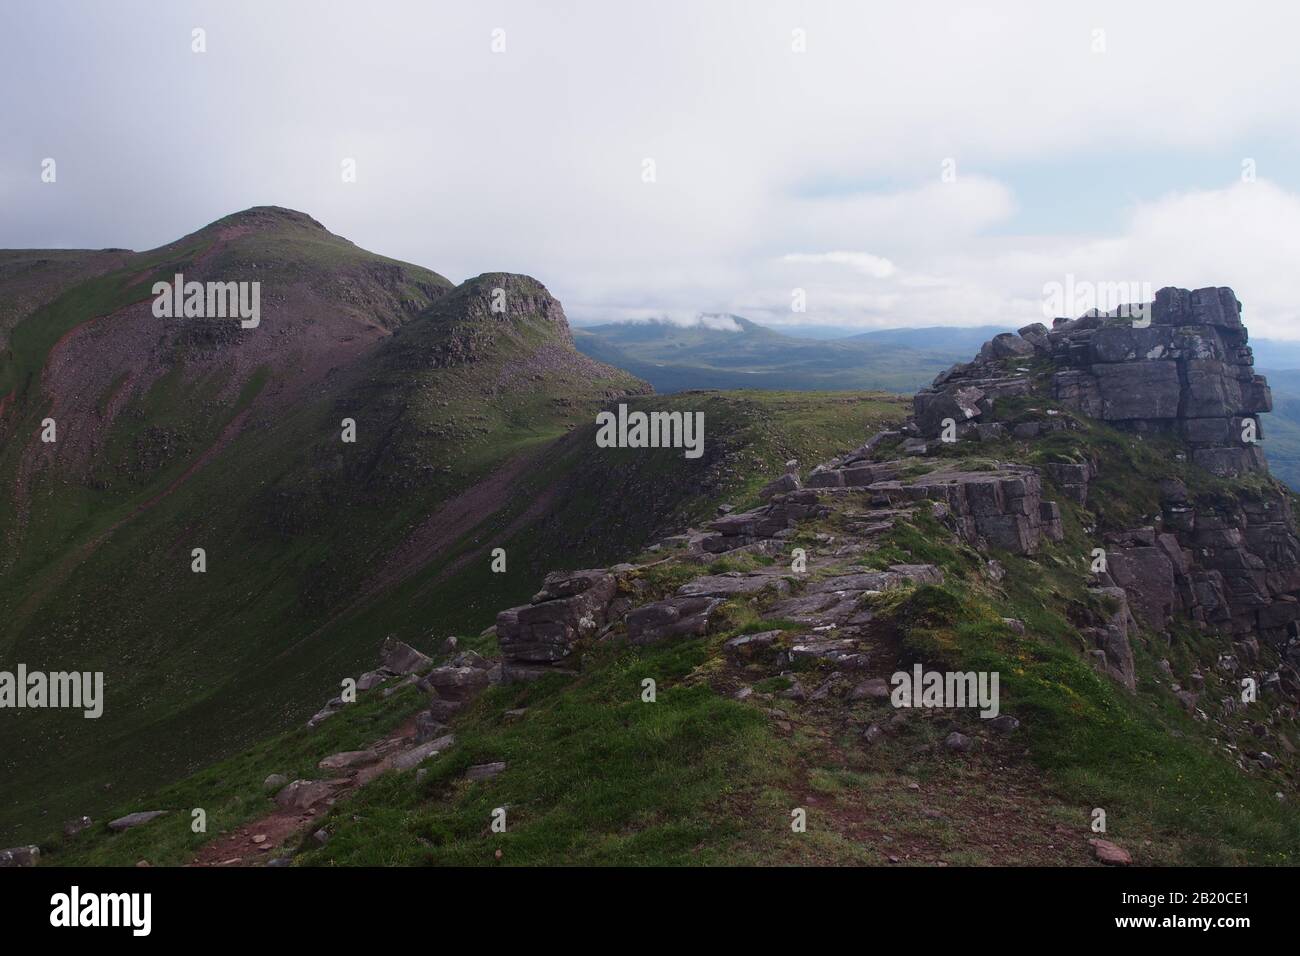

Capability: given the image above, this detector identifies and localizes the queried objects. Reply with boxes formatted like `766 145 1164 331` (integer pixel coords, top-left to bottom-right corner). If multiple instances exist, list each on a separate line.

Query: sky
3 0 1300 337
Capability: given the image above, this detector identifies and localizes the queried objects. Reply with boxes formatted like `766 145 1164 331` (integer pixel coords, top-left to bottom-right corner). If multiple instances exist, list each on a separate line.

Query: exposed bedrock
913 286 1270 478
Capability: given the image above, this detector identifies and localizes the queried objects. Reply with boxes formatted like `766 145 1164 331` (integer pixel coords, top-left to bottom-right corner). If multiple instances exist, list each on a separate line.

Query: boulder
1088 838 1133 866
626 596 722 644
497 570 619 665
1017 323 1051 352
0 845 40 867
107 811 168 832
273 781 337 811
423 665 491 701
62 816 93 838
981 332 1036 360
759 473 801 500
391 734 456 772
914 385 986 437
849 678 891 700
987 714 1020 735
379 637 433 675
415 712 448 744
944 731 975 752
318 749 381 771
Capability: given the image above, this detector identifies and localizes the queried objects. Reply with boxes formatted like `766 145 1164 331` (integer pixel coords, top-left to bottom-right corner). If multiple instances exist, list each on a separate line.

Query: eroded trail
188 716 419 867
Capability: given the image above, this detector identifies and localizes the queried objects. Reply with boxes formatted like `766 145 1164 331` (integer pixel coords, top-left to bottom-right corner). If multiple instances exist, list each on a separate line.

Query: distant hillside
573 317 1011 393
1260 368 1300 491
1250 338 1300 370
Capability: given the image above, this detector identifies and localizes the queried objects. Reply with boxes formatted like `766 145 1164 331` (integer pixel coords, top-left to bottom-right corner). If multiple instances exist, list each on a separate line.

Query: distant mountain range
1257 368 1300 491
573 316 1010 393
575 315 1300 492
1252 340 1300 370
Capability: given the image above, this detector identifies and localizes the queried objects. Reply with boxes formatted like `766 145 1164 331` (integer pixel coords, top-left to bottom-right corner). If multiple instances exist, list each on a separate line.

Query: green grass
0 370 903 844
286 639 795 866
820 418 1300 865
41 680 429 867
875 573 1300 864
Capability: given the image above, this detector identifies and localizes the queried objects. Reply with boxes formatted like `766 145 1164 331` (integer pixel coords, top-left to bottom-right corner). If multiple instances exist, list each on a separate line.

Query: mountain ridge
0 209 906 844
16 282 1300 868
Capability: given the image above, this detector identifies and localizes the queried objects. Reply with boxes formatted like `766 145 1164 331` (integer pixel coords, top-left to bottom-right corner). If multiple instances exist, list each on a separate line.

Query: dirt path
188 716 418 867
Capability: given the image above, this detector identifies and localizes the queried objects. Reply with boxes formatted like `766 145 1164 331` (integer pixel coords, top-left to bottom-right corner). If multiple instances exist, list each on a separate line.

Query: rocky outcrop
1079 586 1138 690
1097 482 1300 653
898 285 1300 696
869 466 1063 555
701 489 832 553
496 568 621 675
625 595 723 644
379 637 433 675
274 779 342 811
423 656 494 720
1042 461 1094 506
1050 289 1270 478
913 286 1271 479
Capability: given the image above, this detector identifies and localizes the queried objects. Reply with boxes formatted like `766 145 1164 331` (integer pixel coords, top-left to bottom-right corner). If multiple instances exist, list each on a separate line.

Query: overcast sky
3 1 1300 336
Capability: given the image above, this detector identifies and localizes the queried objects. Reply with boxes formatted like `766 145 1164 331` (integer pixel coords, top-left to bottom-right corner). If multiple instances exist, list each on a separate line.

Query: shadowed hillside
0 210 906 842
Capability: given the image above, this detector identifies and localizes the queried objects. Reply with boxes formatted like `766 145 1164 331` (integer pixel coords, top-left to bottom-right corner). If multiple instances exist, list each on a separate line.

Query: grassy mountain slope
7 388 905 849
0 208 910 843
0 210 645 840
40 397 1300 867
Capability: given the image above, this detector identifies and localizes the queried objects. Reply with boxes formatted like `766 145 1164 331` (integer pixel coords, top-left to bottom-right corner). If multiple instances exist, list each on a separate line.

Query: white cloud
5 1 1300 338
782 252 896 279
695 315 744 332
579 313 744 332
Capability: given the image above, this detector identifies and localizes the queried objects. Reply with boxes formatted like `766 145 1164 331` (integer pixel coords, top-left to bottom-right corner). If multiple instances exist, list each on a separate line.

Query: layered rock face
914 286 1271 478
496 569 619 676
1100 482 1300 664
871 467 1063 554
1050 287 1270 478
910 285 1300 672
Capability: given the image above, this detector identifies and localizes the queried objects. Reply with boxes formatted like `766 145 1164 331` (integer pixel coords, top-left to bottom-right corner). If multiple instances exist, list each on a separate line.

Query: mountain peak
208 205 332 234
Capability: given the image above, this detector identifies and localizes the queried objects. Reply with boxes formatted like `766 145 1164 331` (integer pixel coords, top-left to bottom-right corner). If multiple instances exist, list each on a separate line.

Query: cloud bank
3 1 1300 337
